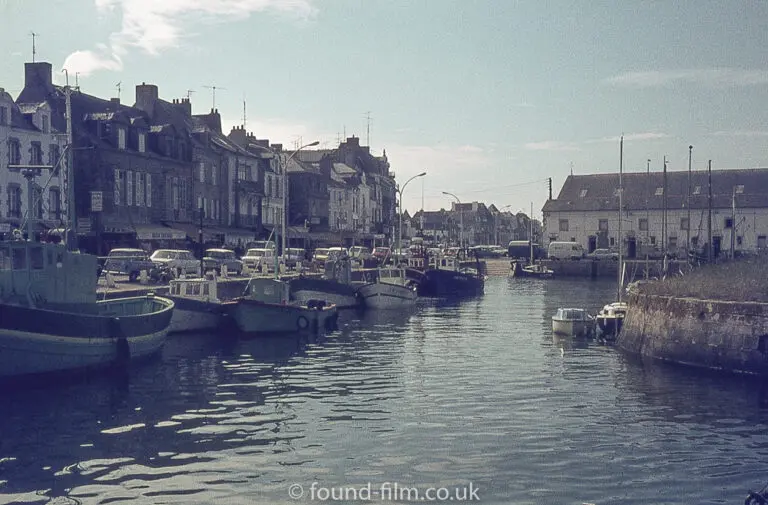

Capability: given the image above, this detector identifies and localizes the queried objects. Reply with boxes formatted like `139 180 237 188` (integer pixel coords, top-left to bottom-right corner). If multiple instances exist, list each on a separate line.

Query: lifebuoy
297 315 310 330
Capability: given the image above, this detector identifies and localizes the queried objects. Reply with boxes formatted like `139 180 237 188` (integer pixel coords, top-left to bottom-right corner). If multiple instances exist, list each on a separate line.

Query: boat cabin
168 277 219 302
378 267 408 286
243 278 290 305
553 308 592 322
0 240 98 307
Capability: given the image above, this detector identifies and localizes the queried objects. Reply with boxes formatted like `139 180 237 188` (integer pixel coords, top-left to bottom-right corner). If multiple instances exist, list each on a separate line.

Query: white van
548 241 584 260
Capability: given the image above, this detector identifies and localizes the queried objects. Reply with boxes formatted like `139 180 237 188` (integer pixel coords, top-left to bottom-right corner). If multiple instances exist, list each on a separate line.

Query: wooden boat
357 267 417 309
165 276 225 333
225 278 338 334
511 260 554 278
0 239 174 378
552 308 595 337
413 251 485 298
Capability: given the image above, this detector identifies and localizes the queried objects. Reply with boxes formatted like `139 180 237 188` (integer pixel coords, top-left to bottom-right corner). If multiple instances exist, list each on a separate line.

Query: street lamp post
495 204 512 245
397 172 427 259
442 191 462 248
250 140 319 271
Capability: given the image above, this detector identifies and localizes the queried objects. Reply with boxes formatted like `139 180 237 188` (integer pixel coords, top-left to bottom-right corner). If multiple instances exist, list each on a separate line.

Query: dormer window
655 187 664 196
735 184 744 194
579 189 588 198
138 133 146 153
118 128 126 149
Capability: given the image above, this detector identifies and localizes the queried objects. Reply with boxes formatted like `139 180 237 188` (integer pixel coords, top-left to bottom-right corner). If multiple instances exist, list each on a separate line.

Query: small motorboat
165 275 226 333
552 308 595 338
511 260 554 279
595 301 628 341
356 267 417 309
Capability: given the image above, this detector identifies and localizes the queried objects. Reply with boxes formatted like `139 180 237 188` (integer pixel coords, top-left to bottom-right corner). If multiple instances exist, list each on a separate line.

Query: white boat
552 308 595 337
225 278 338 334
596 301 628 341
165 276 225 333
357 267 417 309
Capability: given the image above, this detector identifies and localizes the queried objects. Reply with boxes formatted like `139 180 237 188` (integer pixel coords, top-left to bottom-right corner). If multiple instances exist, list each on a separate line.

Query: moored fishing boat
225 278 338 334
164 276 225 333
357 267 417 309
552 308 595 338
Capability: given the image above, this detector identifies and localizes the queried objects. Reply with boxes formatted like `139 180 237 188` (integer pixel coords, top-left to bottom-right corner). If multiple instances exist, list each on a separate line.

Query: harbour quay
540 258 688 278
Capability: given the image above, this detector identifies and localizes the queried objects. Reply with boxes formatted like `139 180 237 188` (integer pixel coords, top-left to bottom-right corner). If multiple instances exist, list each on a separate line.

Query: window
0 106 7 125
693 186 701 195
654 187 664 196
126 170 134 206
49 187 61 219
146 174 152 208
735 185 744 194
41 115 49 133
12 248 26 270
199 162 205 183
650 236 656 245
559 219 569 232
114 169 122 206
32 186 43 219
691 236 699 246
212 165 217 186
724 217 733 229
680 217 689 231
0 248 9 270
138 133 146 153
136 172 144 207
7 138 21 165
639 218 648 231
118 128 126 149
198 195 203 210
737 236 743 247
30 141 43 165
598 219 608 231
579 189 588 198
48 144 61 173
609 237 615 246
759 236 767 249
7 185 21 218
172 177 179 210
668 236 678 250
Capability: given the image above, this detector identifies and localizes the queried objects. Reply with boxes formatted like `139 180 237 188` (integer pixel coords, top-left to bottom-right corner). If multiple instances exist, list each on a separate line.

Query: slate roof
542 169 768 213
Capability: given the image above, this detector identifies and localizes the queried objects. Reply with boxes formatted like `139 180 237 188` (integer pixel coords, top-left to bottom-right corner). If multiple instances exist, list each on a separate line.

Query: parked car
587 248 619 261
312 248 331 265
372 246 390 262
247 240 276 250
349 246 372 262
102 248 155 282
149 249 200 276
281 247 305 269
203 248 243 275
242 248 276 273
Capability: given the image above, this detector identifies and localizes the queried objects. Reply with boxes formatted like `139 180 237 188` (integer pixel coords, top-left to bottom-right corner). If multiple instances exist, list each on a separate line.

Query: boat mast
617 135 623 302
529 201 534 264
65 84 77 252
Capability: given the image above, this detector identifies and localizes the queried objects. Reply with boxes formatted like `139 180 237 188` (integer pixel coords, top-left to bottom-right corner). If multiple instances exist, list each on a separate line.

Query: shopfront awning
288 226 311 239
135 225 186 241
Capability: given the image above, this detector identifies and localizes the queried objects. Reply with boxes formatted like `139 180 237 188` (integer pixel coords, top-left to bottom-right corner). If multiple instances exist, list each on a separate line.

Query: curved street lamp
397 172 427 257
250 140 319 260
442 191 463 248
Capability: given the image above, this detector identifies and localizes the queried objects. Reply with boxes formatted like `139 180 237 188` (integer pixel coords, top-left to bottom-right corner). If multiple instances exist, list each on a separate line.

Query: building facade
542 169 768 259
0 86 65 240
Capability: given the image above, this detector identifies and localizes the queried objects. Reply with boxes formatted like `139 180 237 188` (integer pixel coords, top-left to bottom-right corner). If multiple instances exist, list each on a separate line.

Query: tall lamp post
496 204 512 245
397 172 427 257
442 191 462 248
250 140 319 263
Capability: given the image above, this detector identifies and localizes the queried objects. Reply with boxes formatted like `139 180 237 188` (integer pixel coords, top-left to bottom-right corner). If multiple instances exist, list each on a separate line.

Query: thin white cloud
524 140 581 152
603 68 768 88
63 0 317 76
710 130 768 137
585 132 669 143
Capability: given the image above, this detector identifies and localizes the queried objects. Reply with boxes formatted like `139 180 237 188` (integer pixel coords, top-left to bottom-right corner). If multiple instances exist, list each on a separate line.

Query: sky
2 0 768 219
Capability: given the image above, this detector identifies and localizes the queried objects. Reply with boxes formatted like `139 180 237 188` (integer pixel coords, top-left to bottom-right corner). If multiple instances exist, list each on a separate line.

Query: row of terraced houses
0 61 396 254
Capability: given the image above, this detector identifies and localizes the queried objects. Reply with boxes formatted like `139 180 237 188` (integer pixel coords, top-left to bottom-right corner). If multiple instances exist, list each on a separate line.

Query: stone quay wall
617 293 768 375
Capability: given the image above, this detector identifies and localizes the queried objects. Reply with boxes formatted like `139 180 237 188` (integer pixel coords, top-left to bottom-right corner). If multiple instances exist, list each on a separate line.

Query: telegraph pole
707 160 713 263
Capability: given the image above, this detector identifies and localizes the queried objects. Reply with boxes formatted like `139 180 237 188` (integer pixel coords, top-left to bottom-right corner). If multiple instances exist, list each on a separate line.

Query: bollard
105 272 116 288
221 264 228 278
139 270 148 285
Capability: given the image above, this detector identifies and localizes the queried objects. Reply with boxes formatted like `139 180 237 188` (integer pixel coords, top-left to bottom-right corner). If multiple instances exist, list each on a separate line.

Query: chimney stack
135 82 159 116
24 62 54 93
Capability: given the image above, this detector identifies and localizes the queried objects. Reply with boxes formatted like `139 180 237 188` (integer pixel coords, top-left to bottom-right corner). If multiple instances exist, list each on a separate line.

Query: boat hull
0 296 174 377
358 282 417 309
416 269 484 297
289 278 361 309
511 261 554 278
552 318 592 337
597 314 624 339
166 296 224 333
227 298 338 334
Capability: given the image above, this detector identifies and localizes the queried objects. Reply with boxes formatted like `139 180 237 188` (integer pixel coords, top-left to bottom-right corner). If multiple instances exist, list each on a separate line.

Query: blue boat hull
416 269 484 297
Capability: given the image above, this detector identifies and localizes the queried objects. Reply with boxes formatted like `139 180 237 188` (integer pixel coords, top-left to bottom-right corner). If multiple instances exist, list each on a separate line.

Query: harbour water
2 277 768 504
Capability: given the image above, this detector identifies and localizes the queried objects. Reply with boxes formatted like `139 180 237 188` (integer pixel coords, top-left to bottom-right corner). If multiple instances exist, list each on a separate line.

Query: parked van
548 241 585 260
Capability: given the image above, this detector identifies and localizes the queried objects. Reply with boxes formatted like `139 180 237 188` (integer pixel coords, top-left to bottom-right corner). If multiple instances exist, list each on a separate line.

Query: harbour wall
617 292 768 375
540 259 687 279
